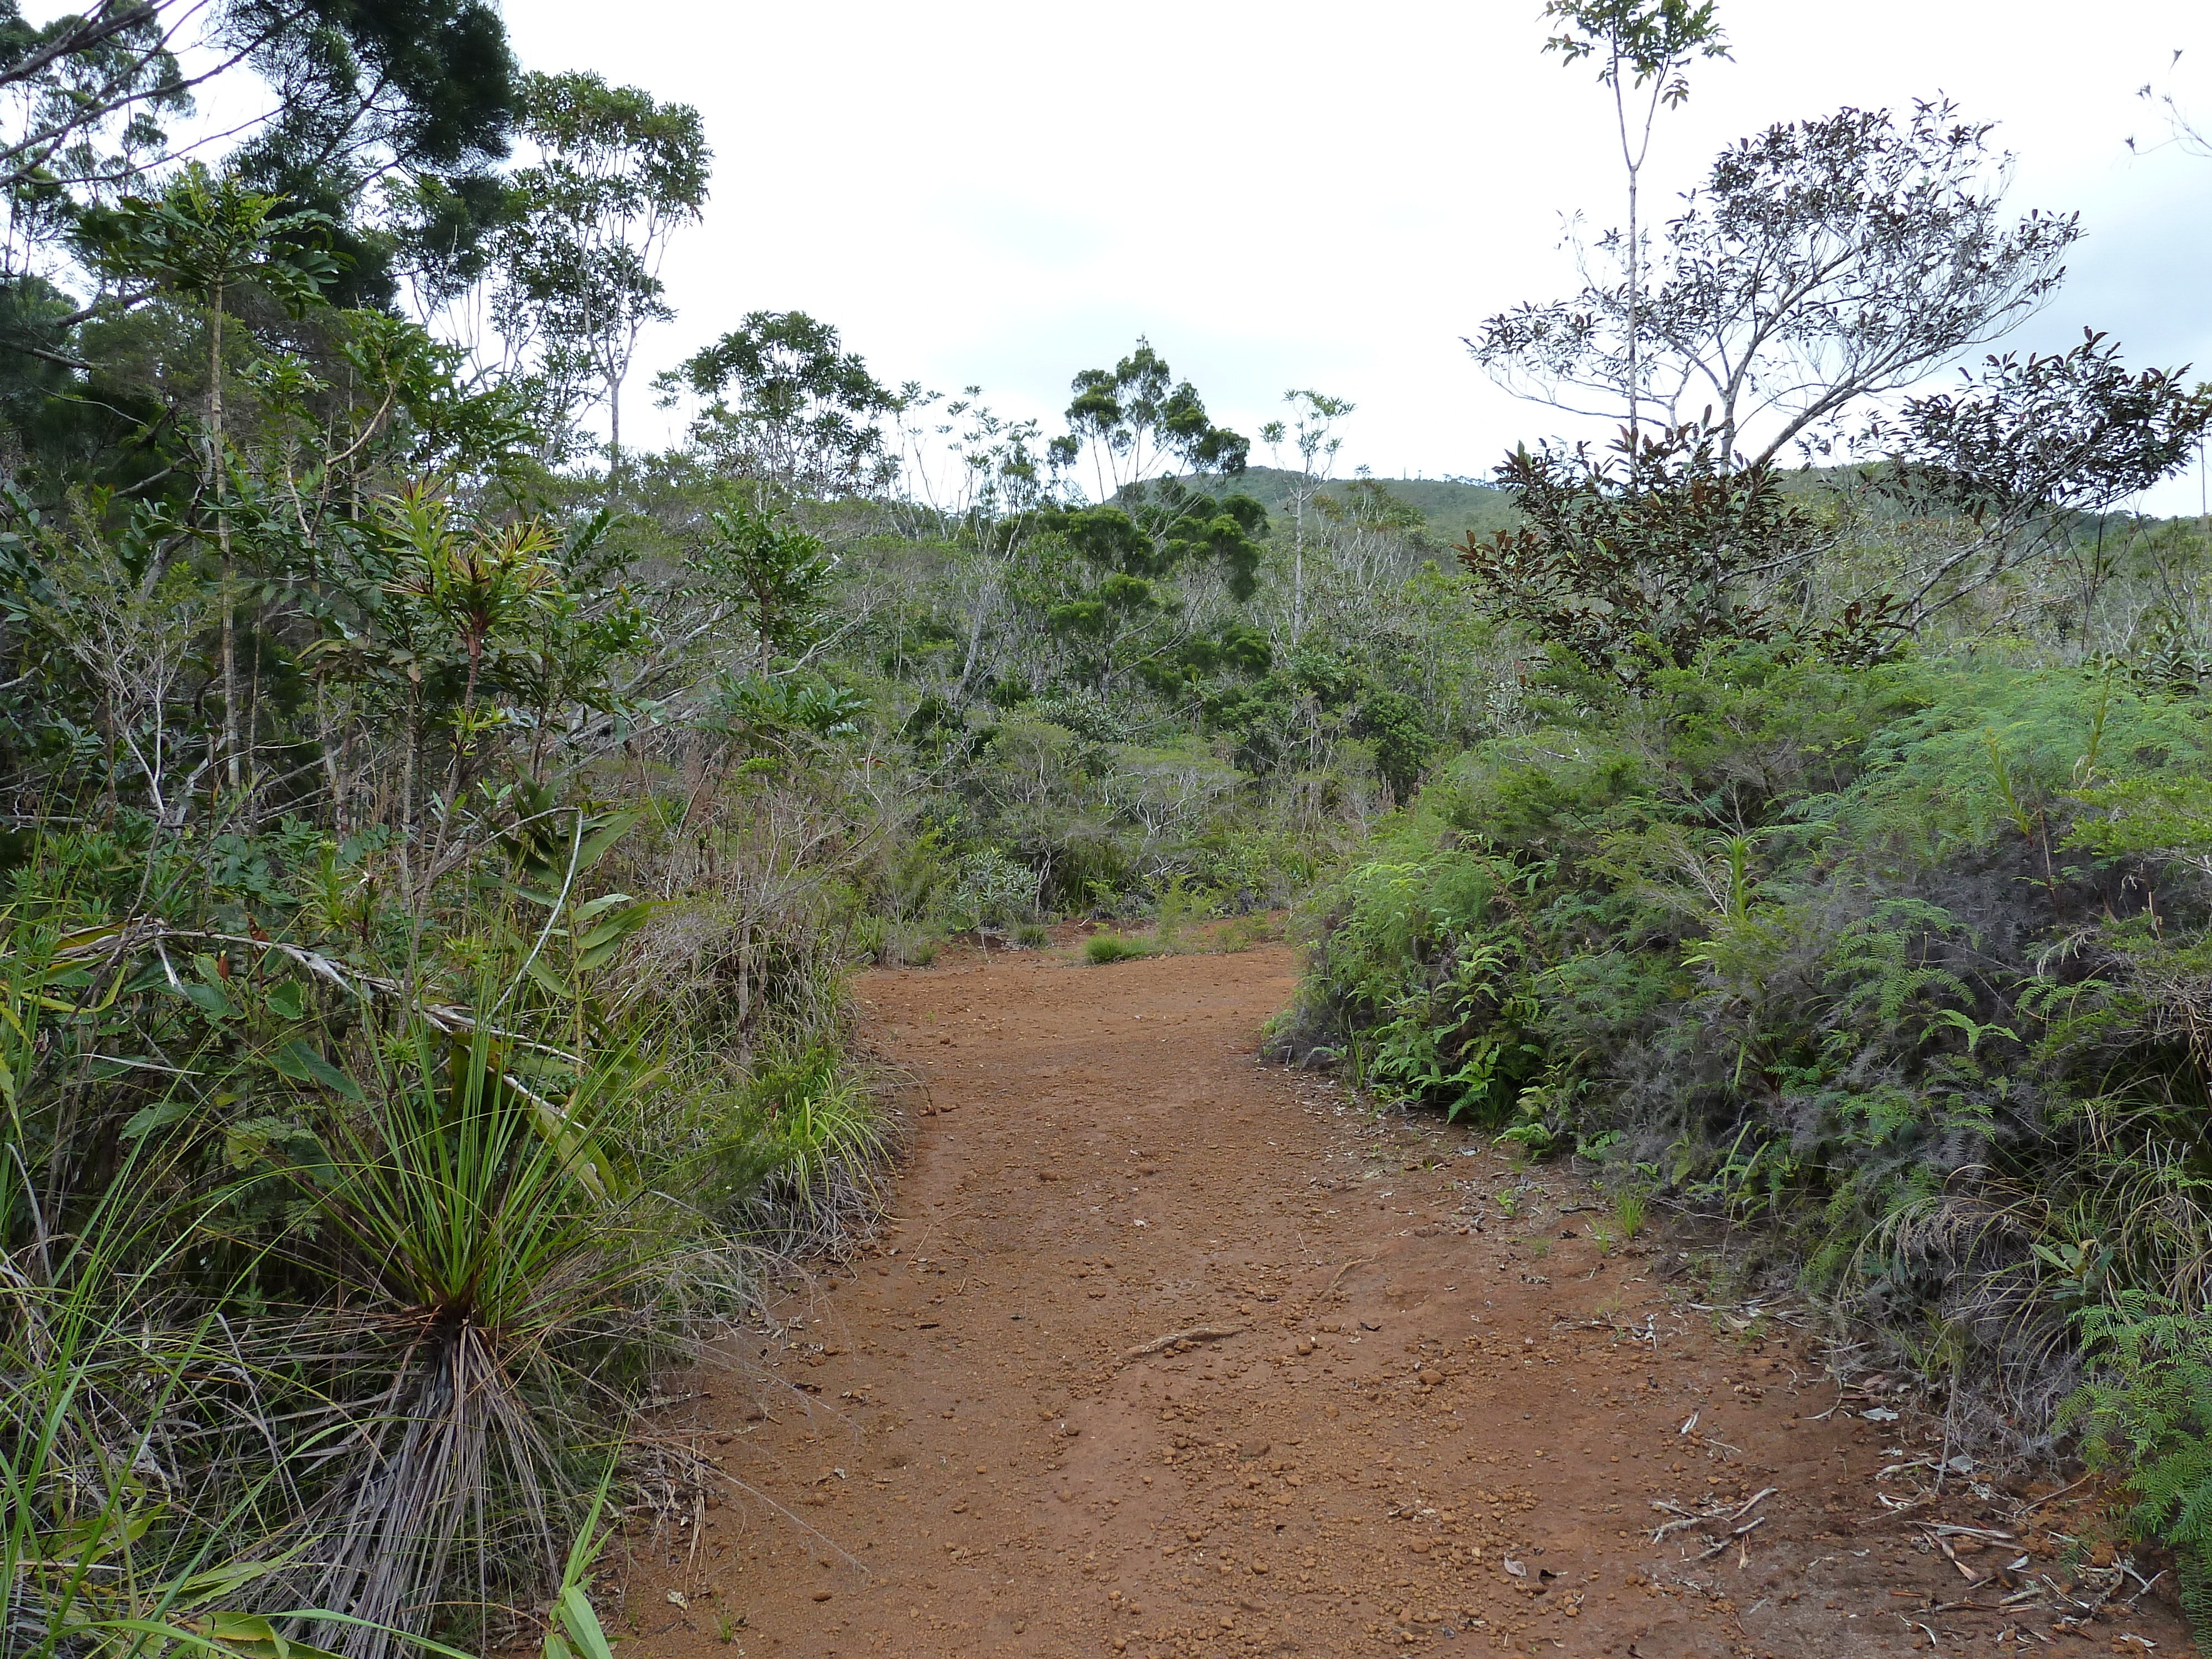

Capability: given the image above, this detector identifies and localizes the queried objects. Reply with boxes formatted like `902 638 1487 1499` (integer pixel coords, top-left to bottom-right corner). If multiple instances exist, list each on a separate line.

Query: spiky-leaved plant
0 1167 445 1659
285 1024 663 1658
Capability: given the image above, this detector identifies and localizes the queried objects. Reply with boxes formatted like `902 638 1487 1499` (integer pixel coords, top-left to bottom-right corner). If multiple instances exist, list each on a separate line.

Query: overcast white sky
496 0 2212 512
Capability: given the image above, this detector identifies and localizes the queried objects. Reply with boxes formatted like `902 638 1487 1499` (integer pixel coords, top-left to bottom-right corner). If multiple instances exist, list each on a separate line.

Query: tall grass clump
283 1027 671 1656
1084 932 1149 966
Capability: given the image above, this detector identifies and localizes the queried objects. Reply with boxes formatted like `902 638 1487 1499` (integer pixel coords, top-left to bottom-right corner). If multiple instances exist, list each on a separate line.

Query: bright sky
505 0 2212 511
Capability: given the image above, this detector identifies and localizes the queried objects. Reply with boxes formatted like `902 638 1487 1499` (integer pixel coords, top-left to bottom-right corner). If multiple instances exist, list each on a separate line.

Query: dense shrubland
0 6 1523 1651
5 0 2212 1645
1276 0 2212 1617
1285 498 2212 1612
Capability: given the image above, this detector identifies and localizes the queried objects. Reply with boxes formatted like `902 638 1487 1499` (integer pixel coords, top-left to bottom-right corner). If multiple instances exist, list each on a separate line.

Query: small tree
1042 339 1266 643
1454 422 1818 689
687 492 835 677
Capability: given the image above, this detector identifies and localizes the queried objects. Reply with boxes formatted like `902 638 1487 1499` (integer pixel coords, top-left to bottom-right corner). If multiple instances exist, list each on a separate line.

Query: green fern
2063 1291 2212 1640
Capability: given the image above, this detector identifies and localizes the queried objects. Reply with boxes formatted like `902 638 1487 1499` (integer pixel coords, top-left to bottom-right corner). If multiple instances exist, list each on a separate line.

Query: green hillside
1163 466 1522 542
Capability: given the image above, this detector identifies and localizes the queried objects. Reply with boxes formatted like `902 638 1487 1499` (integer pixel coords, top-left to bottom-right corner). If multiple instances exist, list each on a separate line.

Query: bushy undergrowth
0 466 902 1651
1282 646 2212 1475
0 806 890 1655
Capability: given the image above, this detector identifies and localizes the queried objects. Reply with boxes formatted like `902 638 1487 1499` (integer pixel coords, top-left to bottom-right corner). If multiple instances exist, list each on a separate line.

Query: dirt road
633 943 2188 1657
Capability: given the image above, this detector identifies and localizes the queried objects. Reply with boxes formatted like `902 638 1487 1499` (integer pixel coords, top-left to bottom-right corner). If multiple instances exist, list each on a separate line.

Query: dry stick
1933 1534 1979 1582
1325 1257 1372 1295
1122 1324 1244 1363
1653 1486 1775 1546
1914 1522 2014 1542
2015 1472 2094 1515
1727 1487 1778 1523
1695 1517 1766 1561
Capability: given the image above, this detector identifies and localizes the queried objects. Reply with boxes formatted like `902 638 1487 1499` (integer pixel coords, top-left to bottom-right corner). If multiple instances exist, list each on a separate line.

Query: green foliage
2064 1295 2212 1631
1288 644 2212 1473
946 847 1040 932
658 310 896 497
1291 847 1547 1125
1084 932 1149 966
1455 422 1824 687
492 69 711 457
540 1469 620 1659
687 492 834 673
19 0 2209 1620
1611 1184 1648 1240
1053 336 1249 494
77 161 340 316
681 1046 889 1249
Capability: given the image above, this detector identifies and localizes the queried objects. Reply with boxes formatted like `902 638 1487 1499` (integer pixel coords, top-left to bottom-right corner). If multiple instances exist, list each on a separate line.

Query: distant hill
1141 467 1521 542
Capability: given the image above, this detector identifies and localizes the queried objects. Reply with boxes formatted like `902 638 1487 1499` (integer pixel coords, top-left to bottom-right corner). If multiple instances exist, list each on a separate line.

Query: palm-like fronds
283 1027 657 1659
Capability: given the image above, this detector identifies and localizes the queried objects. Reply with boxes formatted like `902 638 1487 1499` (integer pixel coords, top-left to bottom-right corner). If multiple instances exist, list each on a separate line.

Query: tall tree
0 0 202 267
221 0 520 307
1260 388 1352 646
0 0 520 457
1050 336 1249 503
1470 101 2080 467
1537 0 1729 448
658 310 896 497
1042 342 1266 656
77 159 336 785
493 70 709 465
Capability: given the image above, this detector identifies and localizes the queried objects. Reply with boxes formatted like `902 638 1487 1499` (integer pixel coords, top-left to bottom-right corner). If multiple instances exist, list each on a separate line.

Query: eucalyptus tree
1050 336 1248 504
493 69 709 464
1039 339 1265 648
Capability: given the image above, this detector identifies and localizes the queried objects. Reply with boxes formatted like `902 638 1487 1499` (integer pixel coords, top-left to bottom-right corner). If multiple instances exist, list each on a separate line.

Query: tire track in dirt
633 944 2191 1658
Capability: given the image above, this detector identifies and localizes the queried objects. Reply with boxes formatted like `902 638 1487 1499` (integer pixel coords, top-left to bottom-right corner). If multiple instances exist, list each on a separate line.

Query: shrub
1287 645 2212 1463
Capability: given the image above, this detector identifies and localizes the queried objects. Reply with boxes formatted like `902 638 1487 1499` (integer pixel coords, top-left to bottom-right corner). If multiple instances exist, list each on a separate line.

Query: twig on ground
2013 1472 2093 1515
1122 1324 1243 1362
1325 1258 1371 1294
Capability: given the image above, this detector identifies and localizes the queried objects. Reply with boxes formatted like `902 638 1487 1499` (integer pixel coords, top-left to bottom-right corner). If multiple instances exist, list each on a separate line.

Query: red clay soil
629 943 2192 1658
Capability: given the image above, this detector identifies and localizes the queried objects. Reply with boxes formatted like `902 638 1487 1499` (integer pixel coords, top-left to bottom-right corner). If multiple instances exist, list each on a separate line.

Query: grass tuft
1084 932 1150 966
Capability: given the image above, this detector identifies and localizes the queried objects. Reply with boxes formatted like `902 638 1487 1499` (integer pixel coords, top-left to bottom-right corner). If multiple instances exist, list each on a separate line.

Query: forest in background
6 0 2212 1651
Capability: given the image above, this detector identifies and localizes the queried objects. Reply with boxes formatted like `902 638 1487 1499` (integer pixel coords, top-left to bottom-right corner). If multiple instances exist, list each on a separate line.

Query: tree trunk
1614 53 1641 455
211 286 238 790
608 364 624 472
